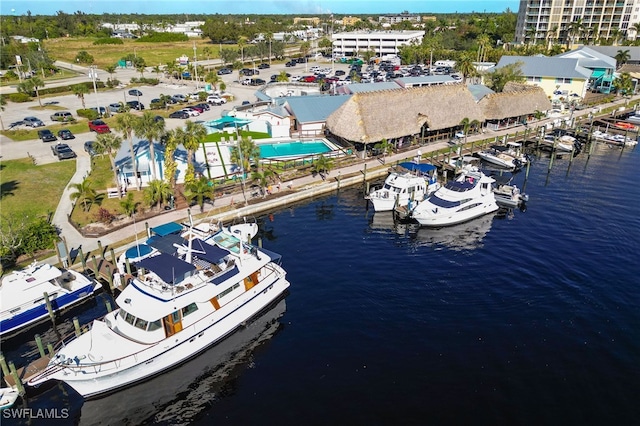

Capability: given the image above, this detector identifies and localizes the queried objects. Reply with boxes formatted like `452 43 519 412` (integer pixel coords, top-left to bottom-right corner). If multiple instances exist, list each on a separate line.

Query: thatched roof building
479 83 552 120
326 84 483 144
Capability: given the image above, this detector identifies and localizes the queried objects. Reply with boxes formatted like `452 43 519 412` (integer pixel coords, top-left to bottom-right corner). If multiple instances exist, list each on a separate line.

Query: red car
301 75 317 83
88 120 110 133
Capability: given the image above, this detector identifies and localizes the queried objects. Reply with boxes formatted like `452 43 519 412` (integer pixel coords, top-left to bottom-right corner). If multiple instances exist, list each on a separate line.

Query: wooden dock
3 355 51 387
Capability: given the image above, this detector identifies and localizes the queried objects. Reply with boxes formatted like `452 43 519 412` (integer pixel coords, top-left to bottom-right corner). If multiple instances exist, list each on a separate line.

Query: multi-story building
515 0 638 46
342 16 362 26
332 30 425 58
378 11 421 24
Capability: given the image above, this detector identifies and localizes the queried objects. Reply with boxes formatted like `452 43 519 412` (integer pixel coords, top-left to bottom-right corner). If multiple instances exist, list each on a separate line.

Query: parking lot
0 59 354 164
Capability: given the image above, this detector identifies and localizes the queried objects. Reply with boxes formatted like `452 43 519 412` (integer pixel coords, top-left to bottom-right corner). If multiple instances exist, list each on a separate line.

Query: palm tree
477 33 491 62
184 177 214 212
615 49 631 69
136 63 146 78
0 95 6 131
164 128 184 187
373 138 393 163
251 169 275 197
230 136 260 205
456 54 476 84
143 179 173 210
202 46 212 61
95 132 124 197
29 76 44 107
276 71 290 82
69 179 97 212
205 71 221 91
312 155 334 180
72 84 89 109
183 120 207 184
114 112 140 190
119 192 139 217
134 111 166 181
632 22 640 41
459 117 471 145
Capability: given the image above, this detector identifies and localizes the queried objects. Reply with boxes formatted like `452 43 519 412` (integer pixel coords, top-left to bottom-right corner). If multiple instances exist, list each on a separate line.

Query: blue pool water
259 140 331 159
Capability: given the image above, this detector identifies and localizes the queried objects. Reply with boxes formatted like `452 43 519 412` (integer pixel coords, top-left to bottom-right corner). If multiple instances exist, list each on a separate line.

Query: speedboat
0 262 101 338
409 166 499 227
492 175 529 209
365 162 440 212
0 387 19 410
28 223 290 399
476 147 520 169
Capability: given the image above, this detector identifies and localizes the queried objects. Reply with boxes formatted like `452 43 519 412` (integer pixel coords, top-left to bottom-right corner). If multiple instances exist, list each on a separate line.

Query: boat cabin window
148 320 162 331
181 303 199 317
134 318 149 330
217 283 240 300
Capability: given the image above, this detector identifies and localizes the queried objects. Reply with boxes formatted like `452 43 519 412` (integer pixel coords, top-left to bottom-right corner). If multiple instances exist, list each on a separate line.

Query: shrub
77 108 99 120
7 92 31 102
95 207 115 224
75 50 95 64
129 77 159 85
93 37 124 45
137 32 188 42
105 78 121 88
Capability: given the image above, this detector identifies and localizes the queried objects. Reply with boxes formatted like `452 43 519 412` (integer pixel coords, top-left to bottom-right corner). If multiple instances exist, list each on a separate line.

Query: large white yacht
28 224 290 399
366 162 440 212
409 166 499 227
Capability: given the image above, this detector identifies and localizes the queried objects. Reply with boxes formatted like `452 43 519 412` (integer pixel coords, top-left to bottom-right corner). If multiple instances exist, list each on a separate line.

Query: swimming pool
259 140 332 159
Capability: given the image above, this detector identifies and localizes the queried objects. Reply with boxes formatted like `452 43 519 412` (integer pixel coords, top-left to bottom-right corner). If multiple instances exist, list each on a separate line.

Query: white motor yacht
409 167 499 227
366 162 440 212
28 223 290 399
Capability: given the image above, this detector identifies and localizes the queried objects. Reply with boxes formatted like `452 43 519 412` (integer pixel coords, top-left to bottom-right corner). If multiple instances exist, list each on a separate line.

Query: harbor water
2 143 640 425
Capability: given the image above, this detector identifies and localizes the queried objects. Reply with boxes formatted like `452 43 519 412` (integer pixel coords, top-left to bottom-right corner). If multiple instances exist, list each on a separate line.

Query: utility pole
89 65 100 111
193 42 199 90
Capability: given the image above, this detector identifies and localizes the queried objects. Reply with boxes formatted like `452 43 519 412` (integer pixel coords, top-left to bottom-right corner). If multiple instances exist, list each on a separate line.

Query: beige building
294 17 321 26
342 16 362 26
515 0 640 46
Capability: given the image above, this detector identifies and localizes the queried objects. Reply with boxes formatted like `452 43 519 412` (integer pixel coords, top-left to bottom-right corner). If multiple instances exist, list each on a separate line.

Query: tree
230 136 260 205
0 95 6 131
318 37 333 56
72 83 89 109
18 77 44 107
251 169 275 197
183 120 207 184
456 53 476 84
373 138 393 163
615 49 631 69
205 71 221 91
485 61 525 92
69 178 97 212
143 179 173 210
119 192 139 217
164 128 184 187
312 155 334 180
114 112 140 190
134 111 166 181
632 22 640 41
105 64 117 79
276 70 290 82
95 132 124 197
136 63 146 78
299 41 311 58
613 72 634 96
184 177 215 212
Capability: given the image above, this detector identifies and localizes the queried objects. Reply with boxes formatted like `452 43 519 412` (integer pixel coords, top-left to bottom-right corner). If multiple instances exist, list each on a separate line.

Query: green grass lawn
0 158 76 219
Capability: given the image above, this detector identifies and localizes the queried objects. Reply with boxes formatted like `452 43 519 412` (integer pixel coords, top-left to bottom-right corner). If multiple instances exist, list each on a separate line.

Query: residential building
342 16 362 26
378 11 421 24
491 55 591 98
294 17 321 26
555 46 617 92
332 30 425 58
514 0 638 46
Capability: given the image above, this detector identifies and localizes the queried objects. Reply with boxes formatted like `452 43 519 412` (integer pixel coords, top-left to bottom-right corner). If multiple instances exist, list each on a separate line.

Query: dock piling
0 353 10 378
73 317 81 337
35 334 45 358
9 362 25 396
43 292 55 325
105 300 112 313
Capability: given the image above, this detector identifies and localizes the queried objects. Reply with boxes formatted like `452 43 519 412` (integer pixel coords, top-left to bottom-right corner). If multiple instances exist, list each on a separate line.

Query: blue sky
1 1 518 16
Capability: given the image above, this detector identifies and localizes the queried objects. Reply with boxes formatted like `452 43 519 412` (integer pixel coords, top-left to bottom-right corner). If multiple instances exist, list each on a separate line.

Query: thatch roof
326 84 483 144
479 83 552 120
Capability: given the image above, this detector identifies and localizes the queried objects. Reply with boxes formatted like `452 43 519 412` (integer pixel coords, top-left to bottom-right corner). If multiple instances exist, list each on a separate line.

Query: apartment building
378 11 422 24
332 30 425 57
515 0 639 46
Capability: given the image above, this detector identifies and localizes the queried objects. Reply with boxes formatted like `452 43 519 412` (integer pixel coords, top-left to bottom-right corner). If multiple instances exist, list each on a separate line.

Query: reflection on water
79 298 287 426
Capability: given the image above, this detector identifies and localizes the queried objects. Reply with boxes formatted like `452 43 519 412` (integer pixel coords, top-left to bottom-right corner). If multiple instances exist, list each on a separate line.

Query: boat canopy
136 253 196 285
492 175 513 186
190 239 228 264
444 180 475 191
146 234 186 255
124 244 154 259
429 195 462 208
150 222 183 237
398 162 437 174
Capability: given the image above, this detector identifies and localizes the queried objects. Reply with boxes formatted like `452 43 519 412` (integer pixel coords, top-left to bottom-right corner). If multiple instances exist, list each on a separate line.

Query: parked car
154 115 165 123
181 108 200 117
335 70 346 76
23 116 45 127
188 105 205 114
206 95 227 105
150 98 165 110
171 94 187 103
194 103 210 111
257 63 270 69
50 111 74 122
285 60 296 67
38 129 57 142
217 68 232 75
169 110 189 119
84 141 97 156
88 119 110 133
249 78 266 86
109 103 124 113
57 129 75 140
51 143 77 160
301 75 317 83
128 89 143 96
90 106 107 117
126 100 145 110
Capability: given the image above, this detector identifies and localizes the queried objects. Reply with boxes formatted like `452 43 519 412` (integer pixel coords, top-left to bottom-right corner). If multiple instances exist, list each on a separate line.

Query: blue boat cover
398 162 437 173
190 239 228 264
136 253 196 285
429 195 462 208
125 244 154 259
146 234 186 255
444 180 475 191
150 222 183 237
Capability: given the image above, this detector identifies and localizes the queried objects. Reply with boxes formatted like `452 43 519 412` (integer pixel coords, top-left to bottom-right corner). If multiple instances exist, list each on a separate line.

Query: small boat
476 147 521 169
365 162 440 212
28 222 290 399
409 166 499 227
492 175 529 209
0 387 19 410
0 262 102 338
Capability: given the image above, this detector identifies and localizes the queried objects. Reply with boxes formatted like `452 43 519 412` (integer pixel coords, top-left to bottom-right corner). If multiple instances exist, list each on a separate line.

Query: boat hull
412 202 500 227
31 275 290 399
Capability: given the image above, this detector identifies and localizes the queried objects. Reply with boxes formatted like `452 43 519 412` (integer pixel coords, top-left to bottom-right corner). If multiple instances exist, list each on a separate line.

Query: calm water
3 143 640 425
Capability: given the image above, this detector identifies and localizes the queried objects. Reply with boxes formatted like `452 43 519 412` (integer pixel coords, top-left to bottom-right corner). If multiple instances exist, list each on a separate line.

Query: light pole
193 42 199 90
269 37 272 65
89 65 100 112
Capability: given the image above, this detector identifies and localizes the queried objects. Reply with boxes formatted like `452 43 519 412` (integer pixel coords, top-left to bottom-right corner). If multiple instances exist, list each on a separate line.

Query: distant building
378 11 421 24
294 17 321 26
342 16 361 26
332 30 425 57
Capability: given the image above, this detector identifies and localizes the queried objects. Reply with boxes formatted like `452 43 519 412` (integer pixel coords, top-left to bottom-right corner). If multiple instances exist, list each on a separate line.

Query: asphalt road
0 58 350 164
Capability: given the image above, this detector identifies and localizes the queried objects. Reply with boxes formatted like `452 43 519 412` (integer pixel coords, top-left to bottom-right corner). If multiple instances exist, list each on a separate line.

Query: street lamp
89 65 100 112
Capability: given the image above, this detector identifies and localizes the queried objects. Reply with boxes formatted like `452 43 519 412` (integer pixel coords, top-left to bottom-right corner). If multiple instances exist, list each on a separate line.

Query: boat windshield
429 195 462 208
382 183 401 193
444 179 476 192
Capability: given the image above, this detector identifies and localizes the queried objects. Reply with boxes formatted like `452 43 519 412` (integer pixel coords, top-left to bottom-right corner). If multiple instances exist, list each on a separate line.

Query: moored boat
0 387 19 410
0 262 101 339
27 223 290 399
365 162 440 212
492 175 529 209
409 166 499 227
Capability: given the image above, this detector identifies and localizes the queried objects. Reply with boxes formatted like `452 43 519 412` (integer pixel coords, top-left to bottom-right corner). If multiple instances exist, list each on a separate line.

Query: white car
206 95 227 105
181 108 200 117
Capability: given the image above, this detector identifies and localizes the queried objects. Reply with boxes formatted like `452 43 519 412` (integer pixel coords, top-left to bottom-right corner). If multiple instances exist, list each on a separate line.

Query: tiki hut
326 84 484 145
479 83 552 130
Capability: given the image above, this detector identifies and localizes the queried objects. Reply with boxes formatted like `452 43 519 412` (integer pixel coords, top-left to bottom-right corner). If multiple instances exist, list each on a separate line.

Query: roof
342 82 400 94
394 75 457 87
479 83 552 120
326 84 483 143
467 84 496 102
494 56 592 80
555 46 616 70
150 222 183 236
285 95 350 124
583 45 640 63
